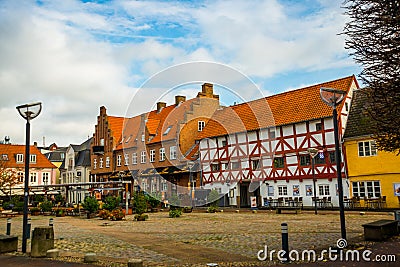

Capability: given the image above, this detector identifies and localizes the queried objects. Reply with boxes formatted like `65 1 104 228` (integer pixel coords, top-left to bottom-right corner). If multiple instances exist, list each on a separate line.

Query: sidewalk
0 254 98 267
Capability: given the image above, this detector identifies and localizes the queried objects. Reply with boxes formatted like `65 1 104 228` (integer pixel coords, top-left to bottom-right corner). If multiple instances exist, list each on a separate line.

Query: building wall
345 138 400 208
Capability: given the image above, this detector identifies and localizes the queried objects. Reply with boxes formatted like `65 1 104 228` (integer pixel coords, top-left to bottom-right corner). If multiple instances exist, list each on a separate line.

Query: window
159 148 165 161
117 155 121 166
18 172 24 183
106 157 110 168
314 152 326 164
268 186 274 196
269 130 276 139
93 159 97 169
16 154 24 163
141 134 145 142
316 123 322 131
345 102 349 112
161 182 168 192
30 172 37 183
60 153 65 160
42 173 49 185
30 154 36 163
100 138 104 146
198 120 205 131
170 146 177 160
329 152 336 164
1 154 8 161
273 157 284 168
132 153 137 165
252 159 260 170
358 141 377 157
221 140 227 147
299 155 310 166
163 126 172 135
318 185 330 196
231 161 240 169
352 181 381 198
150 150 155 162
278 186 288 196
211 163 220 171
141 151 146 163
99 158 103 168
124 154 129 165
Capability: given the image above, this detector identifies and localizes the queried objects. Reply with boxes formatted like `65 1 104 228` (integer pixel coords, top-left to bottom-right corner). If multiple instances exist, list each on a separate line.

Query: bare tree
342 0 400 154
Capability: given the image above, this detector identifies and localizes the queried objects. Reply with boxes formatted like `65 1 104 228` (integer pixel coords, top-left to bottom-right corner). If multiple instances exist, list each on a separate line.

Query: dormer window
163 126 172 135
30 154 37 163
1 154 8 161
16 154 24 163
198 121 205 131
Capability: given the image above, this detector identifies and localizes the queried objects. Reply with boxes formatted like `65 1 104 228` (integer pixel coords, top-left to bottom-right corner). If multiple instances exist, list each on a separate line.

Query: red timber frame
201 117 347 184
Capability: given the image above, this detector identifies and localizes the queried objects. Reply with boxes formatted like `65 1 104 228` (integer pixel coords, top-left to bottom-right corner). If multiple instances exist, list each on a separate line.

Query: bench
362 219 399 241
276 206 301 214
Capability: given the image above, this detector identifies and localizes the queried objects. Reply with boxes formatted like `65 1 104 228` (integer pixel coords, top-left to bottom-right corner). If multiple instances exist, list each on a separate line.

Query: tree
342 0 400 154
0 157 22 199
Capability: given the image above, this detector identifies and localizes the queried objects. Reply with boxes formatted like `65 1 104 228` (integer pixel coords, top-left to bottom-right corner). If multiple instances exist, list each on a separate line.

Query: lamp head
16 102 42 121
187 161 195 169
320 87 346 108
307 148 319 158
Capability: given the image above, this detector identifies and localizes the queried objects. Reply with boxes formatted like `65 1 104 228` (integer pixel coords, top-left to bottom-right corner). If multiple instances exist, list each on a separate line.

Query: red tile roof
108 116 125 143
198 76 358 139
0 144 57 169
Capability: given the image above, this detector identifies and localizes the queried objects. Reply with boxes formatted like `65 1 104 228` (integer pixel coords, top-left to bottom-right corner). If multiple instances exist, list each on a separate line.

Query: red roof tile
0 144 57 169
198 76 358 139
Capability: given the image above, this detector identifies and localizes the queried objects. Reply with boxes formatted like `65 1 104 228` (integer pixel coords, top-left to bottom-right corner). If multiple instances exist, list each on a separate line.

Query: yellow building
344 90 400 209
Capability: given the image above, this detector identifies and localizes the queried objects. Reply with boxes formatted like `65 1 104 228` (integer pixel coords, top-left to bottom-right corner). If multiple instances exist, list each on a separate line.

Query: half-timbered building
197 76 359 207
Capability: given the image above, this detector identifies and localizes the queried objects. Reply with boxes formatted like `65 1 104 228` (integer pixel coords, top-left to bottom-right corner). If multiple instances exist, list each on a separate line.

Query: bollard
281 222 289 263
6 218 11 235
49 218 54 227
27 218 31 239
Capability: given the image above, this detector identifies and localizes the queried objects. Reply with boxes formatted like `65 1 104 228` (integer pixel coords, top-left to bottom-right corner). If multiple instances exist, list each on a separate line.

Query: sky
0 0 361 147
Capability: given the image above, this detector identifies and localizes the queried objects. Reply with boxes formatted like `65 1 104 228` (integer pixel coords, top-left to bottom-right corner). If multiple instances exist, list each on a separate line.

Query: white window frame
30 172 37 183
318 185 330 196
30 154 36 163
358 140 377 157
198 120 205 131
16 154 24 163
132 153 137 165
106 156 110 168
99 158 103 168
18 171 24 183
170 146 177 160
141 151 146 163
124 153 129 165
352 181 381 198
93 158 97 169
150 150 155 162
42 172 49 185
278 185 288 196
117 155 122 166
159 148 165 161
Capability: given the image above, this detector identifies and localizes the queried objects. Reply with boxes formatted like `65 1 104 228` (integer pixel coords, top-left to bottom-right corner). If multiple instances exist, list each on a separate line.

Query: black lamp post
16 102 42 253
188 161 195 207
307 148 319 215
320 87 347 240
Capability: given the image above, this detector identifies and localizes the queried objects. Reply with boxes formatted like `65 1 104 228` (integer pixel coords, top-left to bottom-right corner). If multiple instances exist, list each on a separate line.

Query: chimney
202 83 213 96
175 95 186 105
33 141 38 147
156 102 166 112
197 83 219 100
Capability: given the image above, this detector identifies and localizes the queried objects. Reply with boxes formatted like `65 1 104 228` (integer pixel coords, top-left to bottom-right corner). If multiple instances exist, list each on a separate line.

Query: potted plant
147 193 161 212
110 208 125 221
169 208 182 218
82 196 99 219
99 209 111 220
134 192 148 221
55 208 65 217
103 195 121 211
30 207 41 215
206 190 220 213
40 200 53 215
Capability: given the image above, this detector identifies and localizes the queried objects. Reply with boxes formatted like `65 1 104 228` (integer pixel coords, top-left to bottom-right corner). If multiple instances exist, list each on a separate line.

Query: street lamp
16 102 42 253
307 148 319 215
187 161 195 207
320 87 347 240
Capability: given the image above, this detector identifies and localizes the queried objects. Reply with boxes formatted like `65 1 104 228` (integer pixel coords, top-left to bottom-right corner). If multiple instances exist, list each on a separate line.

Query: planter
31 211 40 216
151 208 159 213
43 212 52 216
183 207 193 213
134 214 148 221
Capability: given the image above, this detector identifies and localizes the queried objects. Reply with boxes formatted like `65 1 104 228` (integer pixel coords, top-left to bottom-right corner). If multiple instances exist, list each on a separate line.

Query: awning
248 181 261 192
140 168 157 176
